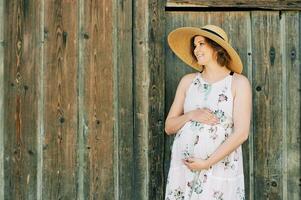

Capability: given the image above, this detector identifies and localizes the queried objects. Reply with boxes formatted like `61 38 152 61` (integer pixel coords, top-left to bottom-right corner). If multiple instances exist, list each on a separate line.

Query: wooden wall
0 0 300 200
0 0 165 199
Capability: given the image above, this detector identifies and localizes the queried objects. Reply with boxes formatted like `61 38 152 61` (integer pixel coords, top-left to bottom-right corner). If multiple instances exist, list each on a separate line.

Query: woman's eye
194 43 204 47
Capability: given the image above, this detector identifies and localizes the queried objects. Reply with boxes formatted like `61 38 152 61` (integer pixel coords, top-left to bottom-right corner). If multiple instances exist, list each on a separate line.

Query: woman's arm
206 74 252 167
164 73 195 135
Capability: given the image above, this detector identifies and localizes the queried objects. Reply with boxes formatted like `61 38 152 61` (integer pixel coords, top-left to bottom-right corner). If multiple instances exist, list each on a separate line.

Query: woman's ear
212 51 218 61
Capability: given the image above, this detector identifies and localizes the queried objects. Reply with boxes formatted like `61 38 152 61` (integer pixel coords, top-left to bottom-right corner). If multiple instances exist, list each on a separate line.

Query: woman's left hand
183 157 211 171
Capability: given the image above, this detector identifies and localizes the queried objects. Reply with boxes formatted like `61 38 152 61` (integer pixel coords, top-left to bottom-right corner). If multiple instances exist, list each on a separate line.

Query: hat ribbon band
201 28 225 41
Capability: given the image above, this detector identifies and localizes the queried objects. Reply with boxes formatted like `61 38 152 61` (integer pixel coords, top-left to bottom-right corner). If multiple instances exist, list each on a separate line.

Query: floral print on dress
165 72 245 200
190 121 205 133
194 135 199 145
236 187 245 200
208 126 218 140
193 179 204 194
182 144 193 160
221 155 235 170
218 93 228 103
213 190 224 200
194 79 212 100
166 187 184 200
213 109 227 123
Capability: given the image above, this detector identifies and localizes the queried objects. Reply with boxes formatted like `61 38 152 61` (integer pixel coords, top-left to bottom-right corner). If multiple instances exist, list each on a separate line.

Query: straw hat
167 25 243 74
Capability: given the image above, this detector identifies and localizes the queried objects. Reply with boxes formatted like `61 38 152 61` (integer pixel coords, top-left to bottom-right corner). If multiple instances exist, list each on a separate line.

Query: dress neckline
198 71 234 85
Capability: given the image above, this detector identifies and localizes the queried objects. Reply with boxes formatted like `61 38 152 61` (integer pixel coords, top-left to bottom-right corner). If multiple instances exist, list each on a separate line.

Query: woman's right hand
189 108 220 125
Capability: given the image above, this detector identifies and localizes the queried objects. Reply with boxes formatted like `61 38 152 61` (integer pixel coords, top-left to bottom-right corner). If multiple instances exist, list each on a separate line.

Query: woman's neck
201 63 231 81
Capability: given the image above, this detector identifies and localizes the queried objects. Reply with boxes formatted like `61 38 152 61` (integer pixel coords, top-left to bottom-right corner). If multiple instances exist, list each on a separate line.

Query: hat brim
167 27 243 74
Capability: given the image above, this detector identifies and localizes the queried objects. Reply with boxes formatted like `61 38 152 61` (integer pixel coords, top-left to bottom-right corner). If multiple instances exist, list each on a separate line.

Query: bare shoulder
232 73 252 95
180 72 198 84
178 72 198 92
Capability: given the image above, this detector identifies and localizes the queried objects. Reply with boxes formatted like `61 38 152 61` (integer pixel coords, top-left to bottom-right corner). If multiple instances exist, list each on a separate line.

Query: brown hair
191 35 231 68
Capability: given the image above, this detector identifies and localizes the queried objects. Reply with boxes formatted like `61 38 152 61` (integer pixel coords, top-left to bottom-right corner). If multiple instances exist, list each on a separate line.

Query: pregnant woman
164 25 252 200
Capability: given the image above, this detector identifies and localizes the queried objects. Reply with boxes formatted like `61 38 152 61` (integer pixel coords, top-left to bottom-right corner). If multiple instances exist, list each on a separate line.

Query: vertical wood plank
43 1 78 199
115 0 134 199
147 0 165 199
82 0 115 199
37 0 45 199
112 0 119 199
133 0 149 198
3 0 41 199
284 11 301 200
280 11 288 200
0 0 4 199
245 13 255 200
252 11 283 199
77 0 84 199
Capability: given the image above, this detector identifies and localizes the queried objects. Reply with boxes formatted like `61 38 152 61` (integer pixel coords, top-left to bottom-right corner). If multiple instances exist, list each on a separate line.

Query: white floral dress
165 71 245 200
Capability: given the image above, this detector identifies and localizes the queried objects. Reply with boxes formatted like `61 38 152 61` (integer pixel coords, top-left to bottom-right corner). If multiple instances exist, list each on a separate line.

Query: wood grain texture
0 0 4 199
77 0 85 199
3 0 41 199
37 1 44 199
43 1 78 199
115 0 134 199
245 13 255 200
82 0 114 199
133 0 149 198
166 0 301 10
147 0 165 199
283 11 301 200
252 11 283 199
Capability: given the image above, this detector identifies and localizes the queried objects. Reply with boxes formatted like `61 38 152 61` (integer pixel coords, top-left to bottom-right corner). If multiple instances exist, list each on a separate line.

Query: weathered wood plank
82 0 114 199
0 0 4 199
252 11 283 199
133 0 149 198
43 1 78 199
37 1 45 200
166 0 301 10
147 0 165 199
245 13 255 200
283 11 301 200
165 11 252 198
3 0 41 199
114 0 134 199
77 0 85 199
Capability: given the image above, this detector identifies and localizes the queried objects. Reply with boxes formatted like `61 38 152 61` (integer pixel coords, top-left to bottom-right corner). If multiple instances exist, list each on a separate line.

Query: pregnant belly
171 121 232 162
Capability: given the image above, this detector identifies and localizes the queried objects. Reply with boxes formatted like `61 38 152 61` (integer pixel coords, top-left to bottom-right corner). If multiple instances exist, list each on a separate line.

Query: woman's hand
183 157 211 171
189 108 219 125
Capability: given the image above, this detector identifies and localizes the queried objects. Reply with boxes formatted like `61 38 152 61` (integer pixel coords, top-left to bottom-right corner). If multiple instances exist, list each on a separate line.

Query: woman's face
193 36 216 66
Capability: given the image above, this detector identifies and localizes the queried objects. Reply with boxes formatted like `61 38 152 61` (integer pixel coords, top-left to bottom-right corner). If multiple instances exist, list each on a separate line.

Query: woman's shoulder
232 73 252 94
232 73 251 85
177 72 199 93
181 72 198 82
179 72 198 87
